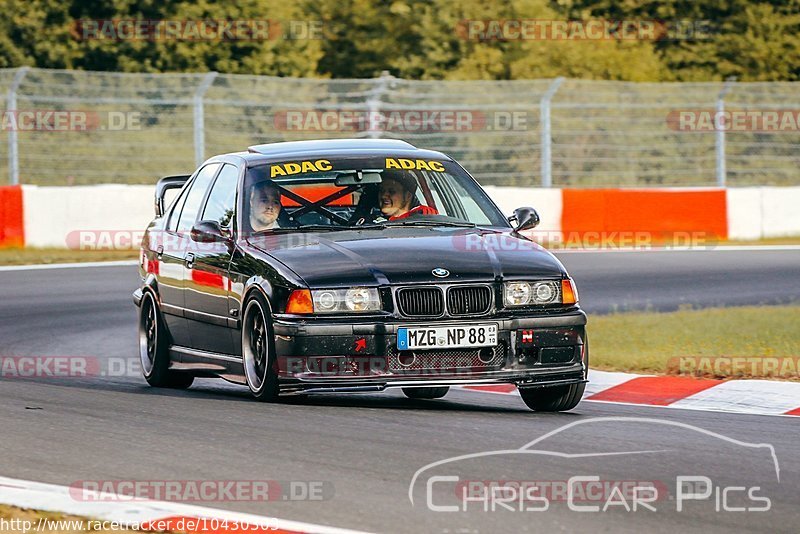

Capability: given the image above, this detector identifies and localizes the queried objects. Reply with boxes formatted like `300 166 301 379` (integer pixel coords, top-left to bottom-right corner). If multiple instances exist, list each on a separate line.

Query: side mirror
509 207 540 233
191 221 228 242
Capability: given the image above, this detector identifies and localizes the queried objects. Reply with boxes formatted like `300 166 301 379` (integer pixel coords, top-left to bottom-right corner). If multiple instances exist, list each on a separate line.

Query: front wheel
402 387 449 399
139 291 194 389
242 293 280 402
518 383 585 412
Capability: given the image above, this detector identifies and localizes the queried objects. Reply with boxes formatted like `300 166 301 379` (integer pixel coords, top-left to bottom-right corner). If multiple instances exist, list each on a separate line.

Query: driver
378 171 438 221
248 180 284 231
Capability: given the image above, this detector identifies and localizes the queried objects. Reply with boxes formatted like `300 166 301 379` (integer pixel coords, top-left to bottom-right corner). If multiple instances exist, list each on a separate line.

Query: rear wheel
139 291 193 389
242 293 280 402
402 387 449 400
518 383 584 412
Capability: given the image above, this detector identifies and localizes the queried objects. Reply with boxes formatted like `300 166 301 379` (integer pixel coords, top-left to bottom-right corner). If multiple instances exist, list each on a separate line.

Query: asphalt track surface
1 249 799 533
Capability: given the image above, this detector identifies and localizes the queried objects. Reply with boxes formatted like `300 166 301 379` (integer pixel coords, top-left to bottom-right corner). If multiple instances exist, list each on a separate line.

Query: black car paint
247 228 568 287
135 140 588 394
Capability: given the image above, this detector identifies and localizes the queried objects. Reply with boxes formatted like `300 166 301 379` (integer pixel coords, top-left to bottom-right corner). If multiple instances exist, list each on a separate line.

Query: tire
402 387 449 400
139 291 194 389
241 292 280 402
518 383 585 412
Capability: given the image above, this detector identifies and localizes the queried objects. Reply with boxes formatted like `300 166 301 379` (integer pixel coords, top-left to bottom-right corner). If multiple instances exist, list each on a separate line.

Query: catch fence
1 67 798 187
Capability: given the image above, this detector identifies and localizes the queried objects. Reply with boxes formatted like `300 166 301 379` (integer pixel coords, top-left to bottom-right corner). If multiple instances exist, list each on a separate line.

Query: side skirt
168 345 246 385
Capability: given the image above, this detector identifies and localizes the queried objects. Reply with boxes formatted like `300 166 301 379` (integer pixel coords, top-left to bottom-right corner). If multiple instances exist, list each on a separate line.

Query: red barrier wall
0 185 24 247
561 189 728 242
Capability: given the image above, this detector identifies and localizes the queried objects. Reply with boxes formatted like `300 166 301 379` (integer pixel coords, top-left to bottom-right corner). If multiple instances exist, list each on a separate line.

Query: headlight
504 282 532 306
311 288 381 313
345 287 375 311
503 280 564 306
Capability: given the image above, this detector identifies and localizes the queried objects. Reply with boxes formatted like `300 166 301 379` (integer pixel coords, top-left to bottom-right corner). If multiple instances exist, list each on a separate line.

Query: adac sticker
385 158 445 172
271 159 332 178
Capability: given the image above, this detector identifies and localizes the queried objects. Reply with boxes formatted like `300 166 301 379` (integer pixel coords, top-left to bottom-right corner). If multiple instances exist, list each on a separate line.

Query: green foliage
590 305 800 377
563 0 800 81
0 0 797 80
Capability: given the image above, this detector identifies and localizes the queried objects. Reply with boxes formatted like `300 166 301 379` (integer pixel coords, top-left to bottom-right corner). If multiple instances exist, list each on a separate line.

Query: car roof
210 138 454 166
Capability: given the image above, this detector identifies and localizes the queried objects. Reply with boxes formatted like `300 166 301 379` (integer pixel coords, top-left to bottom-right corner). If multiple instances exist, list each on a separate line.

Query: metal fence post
7 66 30 185
366 70 392 139
540 77 564 188
193 72 218 167
715 79 735 187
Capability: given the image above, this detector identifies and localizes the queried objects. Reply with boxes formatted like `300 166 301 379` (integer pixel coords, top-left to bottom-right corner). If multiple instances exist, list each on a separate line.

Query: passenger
378 171 438 221
248 180 284 231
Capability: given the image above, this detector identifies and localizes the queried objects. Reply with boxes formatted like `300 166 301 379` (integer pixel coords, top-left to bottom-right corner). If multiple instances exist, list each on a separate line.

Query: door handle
185 252 195 268
156 245 164 259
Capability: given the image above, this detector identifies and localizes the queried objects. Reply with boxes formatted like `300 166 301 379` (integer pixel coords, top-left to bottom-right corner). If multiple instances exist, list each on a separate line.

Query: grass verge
591 305 800 380
0 248 138 266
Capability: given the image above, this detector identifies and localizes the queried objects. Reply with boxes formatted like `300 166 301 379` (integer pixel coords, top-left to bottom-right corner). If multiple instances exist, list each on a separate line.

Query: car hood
247 228 566 287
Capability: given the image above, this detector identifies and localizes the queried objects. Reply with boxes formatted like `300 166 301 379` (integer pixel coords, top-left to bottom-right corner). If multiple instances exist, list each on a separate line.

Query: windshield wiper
386 220 476 228
349 224 387 230
262 225 337 234
266 224 386 233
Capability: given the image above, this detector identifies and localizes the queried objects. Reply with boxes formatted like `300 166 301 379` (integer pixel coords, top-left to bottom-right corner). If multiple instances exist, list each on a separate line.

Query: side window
167 185 189 233
422 172 488 224
448 177 492 224
201 164 239 228
176 163 221 233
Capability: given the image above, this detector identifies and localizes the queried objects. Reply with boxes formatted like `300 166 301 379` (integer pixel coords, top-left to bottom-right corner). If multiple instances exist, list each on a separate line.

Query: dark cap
250 179 281 193
381 170 418 193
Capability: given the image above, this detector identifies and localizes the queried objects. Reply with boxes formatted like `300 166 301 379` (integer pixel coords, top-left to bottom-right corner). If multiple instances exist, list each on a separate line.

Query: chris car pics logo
409 417 778 514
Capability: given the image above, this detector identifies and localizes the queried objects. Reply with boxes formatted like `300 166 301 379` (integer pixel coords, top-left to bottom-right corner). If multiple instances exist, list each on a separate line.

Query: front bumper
272 310 588 394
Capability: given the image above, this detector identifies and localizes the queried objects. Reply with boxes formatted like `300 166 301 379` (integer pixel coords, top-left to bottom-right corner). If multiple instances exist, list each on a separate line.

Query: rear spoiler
154 174 190 217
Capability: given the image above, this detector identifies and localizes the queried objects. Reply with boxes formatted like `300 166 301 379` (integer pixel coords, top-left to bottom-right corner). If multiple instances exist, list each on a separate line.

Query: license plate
397 324 497 350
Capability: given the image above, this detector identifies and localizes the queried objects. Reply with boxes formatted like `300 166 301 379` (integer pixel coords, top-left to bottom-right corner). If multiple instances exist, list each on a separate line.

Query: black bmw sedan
133 138 588 411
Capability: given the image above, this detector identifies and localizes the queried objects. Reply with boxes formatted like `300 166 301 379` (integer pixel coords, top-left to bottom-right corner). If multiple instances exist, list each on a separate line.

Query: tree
0 0 797 81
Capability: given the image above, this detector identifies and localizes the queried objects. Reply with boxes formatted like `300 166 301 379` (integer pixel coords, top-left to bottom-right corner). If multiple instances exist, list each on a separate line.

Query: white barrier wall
726 186 800 240
760 187 800 238
482 186 562 236
726 188 763 240
22 185 153 248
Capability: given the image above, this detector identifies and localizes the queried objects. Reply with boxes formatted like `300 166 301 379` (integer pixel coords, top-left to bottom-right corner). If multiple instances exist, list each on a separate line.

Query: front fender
242 276 276 312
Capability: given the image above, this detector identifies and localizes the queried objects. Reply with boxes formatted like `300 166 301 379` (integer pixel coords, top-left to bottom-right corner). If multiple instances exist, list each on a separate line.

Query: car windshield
242 155 508 233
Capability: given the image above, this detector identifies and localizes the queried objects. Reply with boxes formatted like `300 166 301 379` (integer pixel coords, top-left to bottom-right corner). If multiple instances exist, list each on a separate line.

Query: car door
161 162 221 347
156 180 192 347
184 163 240 355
